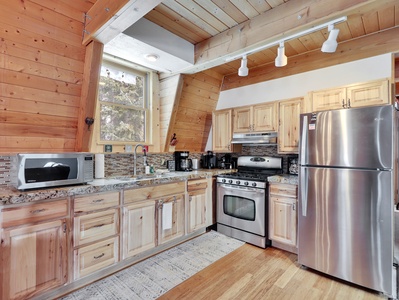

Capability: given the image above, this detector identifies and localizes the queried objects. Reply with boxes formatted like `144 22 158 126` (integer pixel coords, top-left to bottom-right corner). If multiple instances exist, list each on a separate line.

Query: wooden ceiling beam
178 0 380 74
221 26 399 91
83 0 163 45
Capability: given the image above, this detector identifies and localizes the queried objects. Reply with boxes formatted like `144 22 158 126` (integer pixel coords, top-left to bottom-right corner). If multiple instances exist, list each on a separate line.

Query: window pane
100 104 145 142
99 65 144 107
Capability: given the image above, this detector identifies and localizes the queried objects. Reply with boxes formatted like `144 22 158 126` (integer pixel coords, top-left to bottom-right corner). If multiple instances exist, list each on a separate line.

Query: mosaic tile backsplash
0 147 297 187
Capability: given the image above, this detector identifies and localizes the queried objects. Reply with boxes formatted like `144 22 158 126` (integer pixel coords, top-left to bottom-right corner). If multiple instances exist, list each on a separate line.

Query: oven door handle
218 183 264 193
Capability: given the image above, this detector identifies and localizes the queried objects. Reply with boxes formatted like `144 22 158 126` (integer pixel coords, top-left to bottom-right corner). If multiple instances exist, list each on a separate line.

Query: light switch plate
125 145 133 152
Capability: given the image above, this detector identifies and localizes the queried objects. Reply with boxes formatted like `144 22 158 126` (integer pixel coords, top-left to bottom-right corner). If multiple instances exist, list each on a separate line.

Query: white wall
205 53 392 150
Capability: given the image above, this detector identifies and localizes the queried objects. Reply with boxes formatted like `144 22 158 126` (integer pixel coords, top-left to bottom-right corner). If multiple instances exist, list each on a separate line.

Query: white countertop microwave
13 153 94 190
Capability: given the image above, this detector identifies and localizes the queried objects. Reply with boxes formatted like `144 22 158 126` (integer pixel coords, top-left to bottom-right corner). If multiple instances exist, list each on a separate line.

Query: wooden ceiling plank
265 0 286 8
162 0 220 35
378 6 395 30
191 0 380 74
146 5 211 43
395 3 399 26
211 0 249 24
347 15 366 38
83 0 162 45
246 0 272 14
230 0 260 19
193 0 238 28
362 10 380 34
174 0 229 32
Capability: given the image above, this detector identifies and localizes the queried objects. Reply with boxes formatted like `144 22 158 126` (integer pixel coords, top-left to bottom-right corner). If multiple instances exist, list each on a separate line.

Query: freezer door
298 166 394 296
299 105 394 169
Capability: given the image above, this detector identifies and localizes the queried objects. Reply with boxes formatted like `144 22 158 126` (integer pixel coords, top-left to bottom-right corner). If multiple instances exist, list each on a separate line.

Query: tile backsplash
0 148 297 187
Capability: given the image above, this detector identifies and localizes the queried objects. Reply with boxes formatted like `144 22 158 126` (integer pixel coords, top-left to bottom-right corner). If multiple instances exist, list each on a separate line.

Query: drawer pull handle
30 208 45 214
92 199 104 203
94 253 105 259
93 224 104 228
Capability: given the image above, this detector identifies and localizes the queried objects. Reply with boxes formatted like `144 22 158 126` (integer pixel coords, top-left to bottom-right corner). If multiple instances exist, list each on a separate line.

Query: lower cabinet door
158 194 185 244
1 219 67 300
269 196 297 246
188 189 207 233
122 200 156 259
74 237 119 279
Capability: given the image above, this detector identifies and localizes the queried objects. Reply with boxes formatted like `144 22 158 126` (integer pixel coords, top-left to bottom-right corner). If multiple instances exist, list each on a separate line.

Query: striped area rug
61 231 245 300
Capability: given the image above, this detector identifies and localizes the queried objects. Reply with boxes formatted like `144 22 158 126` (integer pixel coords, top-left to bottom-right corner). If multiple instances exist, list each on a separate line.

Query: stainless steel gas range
216 156 283 248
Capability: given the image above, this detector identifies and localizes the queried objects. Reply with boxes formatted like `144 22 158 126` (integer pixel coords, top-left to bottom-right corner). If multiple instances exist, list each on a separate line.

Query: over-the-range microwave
12 153 94 190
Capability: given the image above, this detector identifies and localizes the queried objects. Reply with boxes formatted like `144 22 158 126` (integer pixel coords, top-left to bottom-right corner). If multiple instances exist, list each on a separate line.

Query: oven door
217 183 266 236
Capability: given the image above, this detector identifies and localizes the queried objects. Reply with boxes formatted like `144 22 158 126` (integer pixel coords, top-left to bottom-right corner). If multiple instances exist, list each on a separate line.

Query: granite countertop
267 174 299 185
0 169 235 206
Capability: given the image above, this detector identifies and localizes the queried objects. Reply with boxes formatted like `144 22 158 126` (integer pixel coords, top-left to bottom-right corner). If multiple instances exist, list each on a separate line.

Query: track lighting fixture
275 42 287 67
238 55 249 76
226 16 347 73
321 24 340 53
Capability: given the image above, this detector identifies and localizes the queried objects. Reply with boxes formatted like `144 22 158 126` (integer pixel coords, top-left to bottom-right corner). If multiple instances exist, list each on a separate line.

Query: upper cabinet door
233 106 252 132
212 109 235 152
278 98 303 154
253 102 277 132
310 87 346 111
347 79 389 108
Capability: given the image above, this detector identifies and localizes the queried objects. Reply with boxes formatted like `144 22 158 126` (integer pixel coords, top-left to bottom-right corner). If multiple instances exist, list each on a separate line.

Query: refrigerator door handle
300 115 308 166
300 167 308 217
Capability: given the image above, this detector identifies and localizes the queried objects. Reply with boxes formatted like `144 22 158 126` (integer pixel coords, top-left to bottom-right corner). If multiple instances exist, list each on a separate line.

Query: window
98 59 150 143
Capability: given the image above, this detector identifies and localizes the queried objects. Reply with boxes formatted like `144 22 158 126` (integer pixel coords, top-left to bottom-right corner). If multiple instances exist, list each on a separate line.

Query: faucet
134 144 147 176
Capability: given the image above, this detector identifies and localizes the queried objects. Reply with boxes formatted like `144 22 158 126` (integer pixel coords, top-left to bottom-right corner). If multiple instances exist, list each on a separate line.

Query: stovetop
217 156 283 188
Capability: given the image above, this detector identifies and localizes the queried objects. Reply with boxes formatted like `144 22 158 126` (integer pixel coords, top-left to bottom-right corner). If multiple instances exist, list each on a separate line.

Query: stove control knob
221 179 226 183
236 180 241 185
252 182 257 187
244 182 249 186
228 179 233 184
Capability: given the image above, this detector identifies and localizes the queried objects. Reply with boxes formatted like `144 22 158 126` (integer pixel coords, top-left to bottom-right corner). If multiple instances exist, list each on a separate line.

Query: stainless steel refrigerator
298 105 397 298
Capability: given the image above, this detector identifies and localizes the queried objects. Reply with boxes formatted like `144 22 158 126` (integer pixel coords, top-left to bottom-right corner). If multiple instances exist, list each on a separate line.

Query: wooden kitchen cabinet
212 109 241 152
269 183 298 251
73 192 120 279
123 182 186 257
310 78 390 112
122 200 156 259
233 102 277 133
157 193 185 244
187 178 209 233
0 200 68 300
278 97 303 153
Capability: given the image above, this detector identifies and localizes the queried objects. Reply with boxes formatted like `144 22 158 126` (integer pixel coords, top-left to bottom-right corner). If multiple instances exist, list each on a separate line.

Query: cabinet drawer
269 184 297 198
74 209 119 247
124 182 185 204
74 237 119 279
74 192 120 213
1 199 68 228
187 179 208 192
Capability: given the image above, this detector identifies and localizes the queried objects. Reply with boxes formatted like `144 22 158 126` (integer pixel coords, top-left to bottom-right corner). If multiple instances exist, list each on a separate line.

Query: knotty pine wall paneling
0 0 90 153
169 70 223 152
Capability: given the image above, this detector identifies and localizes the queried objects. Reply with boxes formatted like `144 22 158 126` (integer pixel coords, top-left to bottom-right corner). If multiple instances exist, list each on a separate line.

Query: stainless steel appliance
191 158 200 170
217 156 283 248
13 153 94 190
174 151 192 171
298 105 398 298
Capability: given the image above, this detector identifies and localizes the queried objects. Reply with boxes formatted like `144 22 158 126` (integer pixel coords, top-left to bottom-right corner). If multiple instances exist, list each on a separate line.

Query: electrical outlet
125 145 132 152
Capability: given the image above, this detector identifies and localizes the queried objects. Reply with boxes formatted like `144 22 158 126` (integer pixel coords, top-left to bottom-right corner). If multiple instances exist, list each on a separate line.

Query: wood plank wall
166 70 223 152
0 0 91 153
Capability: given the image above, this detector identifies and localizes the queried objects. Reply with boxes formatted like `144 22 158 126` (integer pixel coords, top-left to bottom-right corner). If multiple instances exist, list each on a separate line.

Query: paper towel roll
95 154 105 179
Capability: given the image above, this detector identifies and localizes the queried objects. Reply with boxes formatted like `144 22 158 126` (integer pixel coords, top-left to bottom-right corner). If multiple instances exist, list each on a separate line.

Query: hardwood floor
158 244 387 300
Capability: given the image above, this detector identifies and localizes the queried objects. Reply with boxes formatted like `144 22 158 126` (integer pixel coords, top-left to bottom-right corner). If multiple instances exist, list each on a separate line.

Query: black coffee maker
201 151 217 169
174 151 192 171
